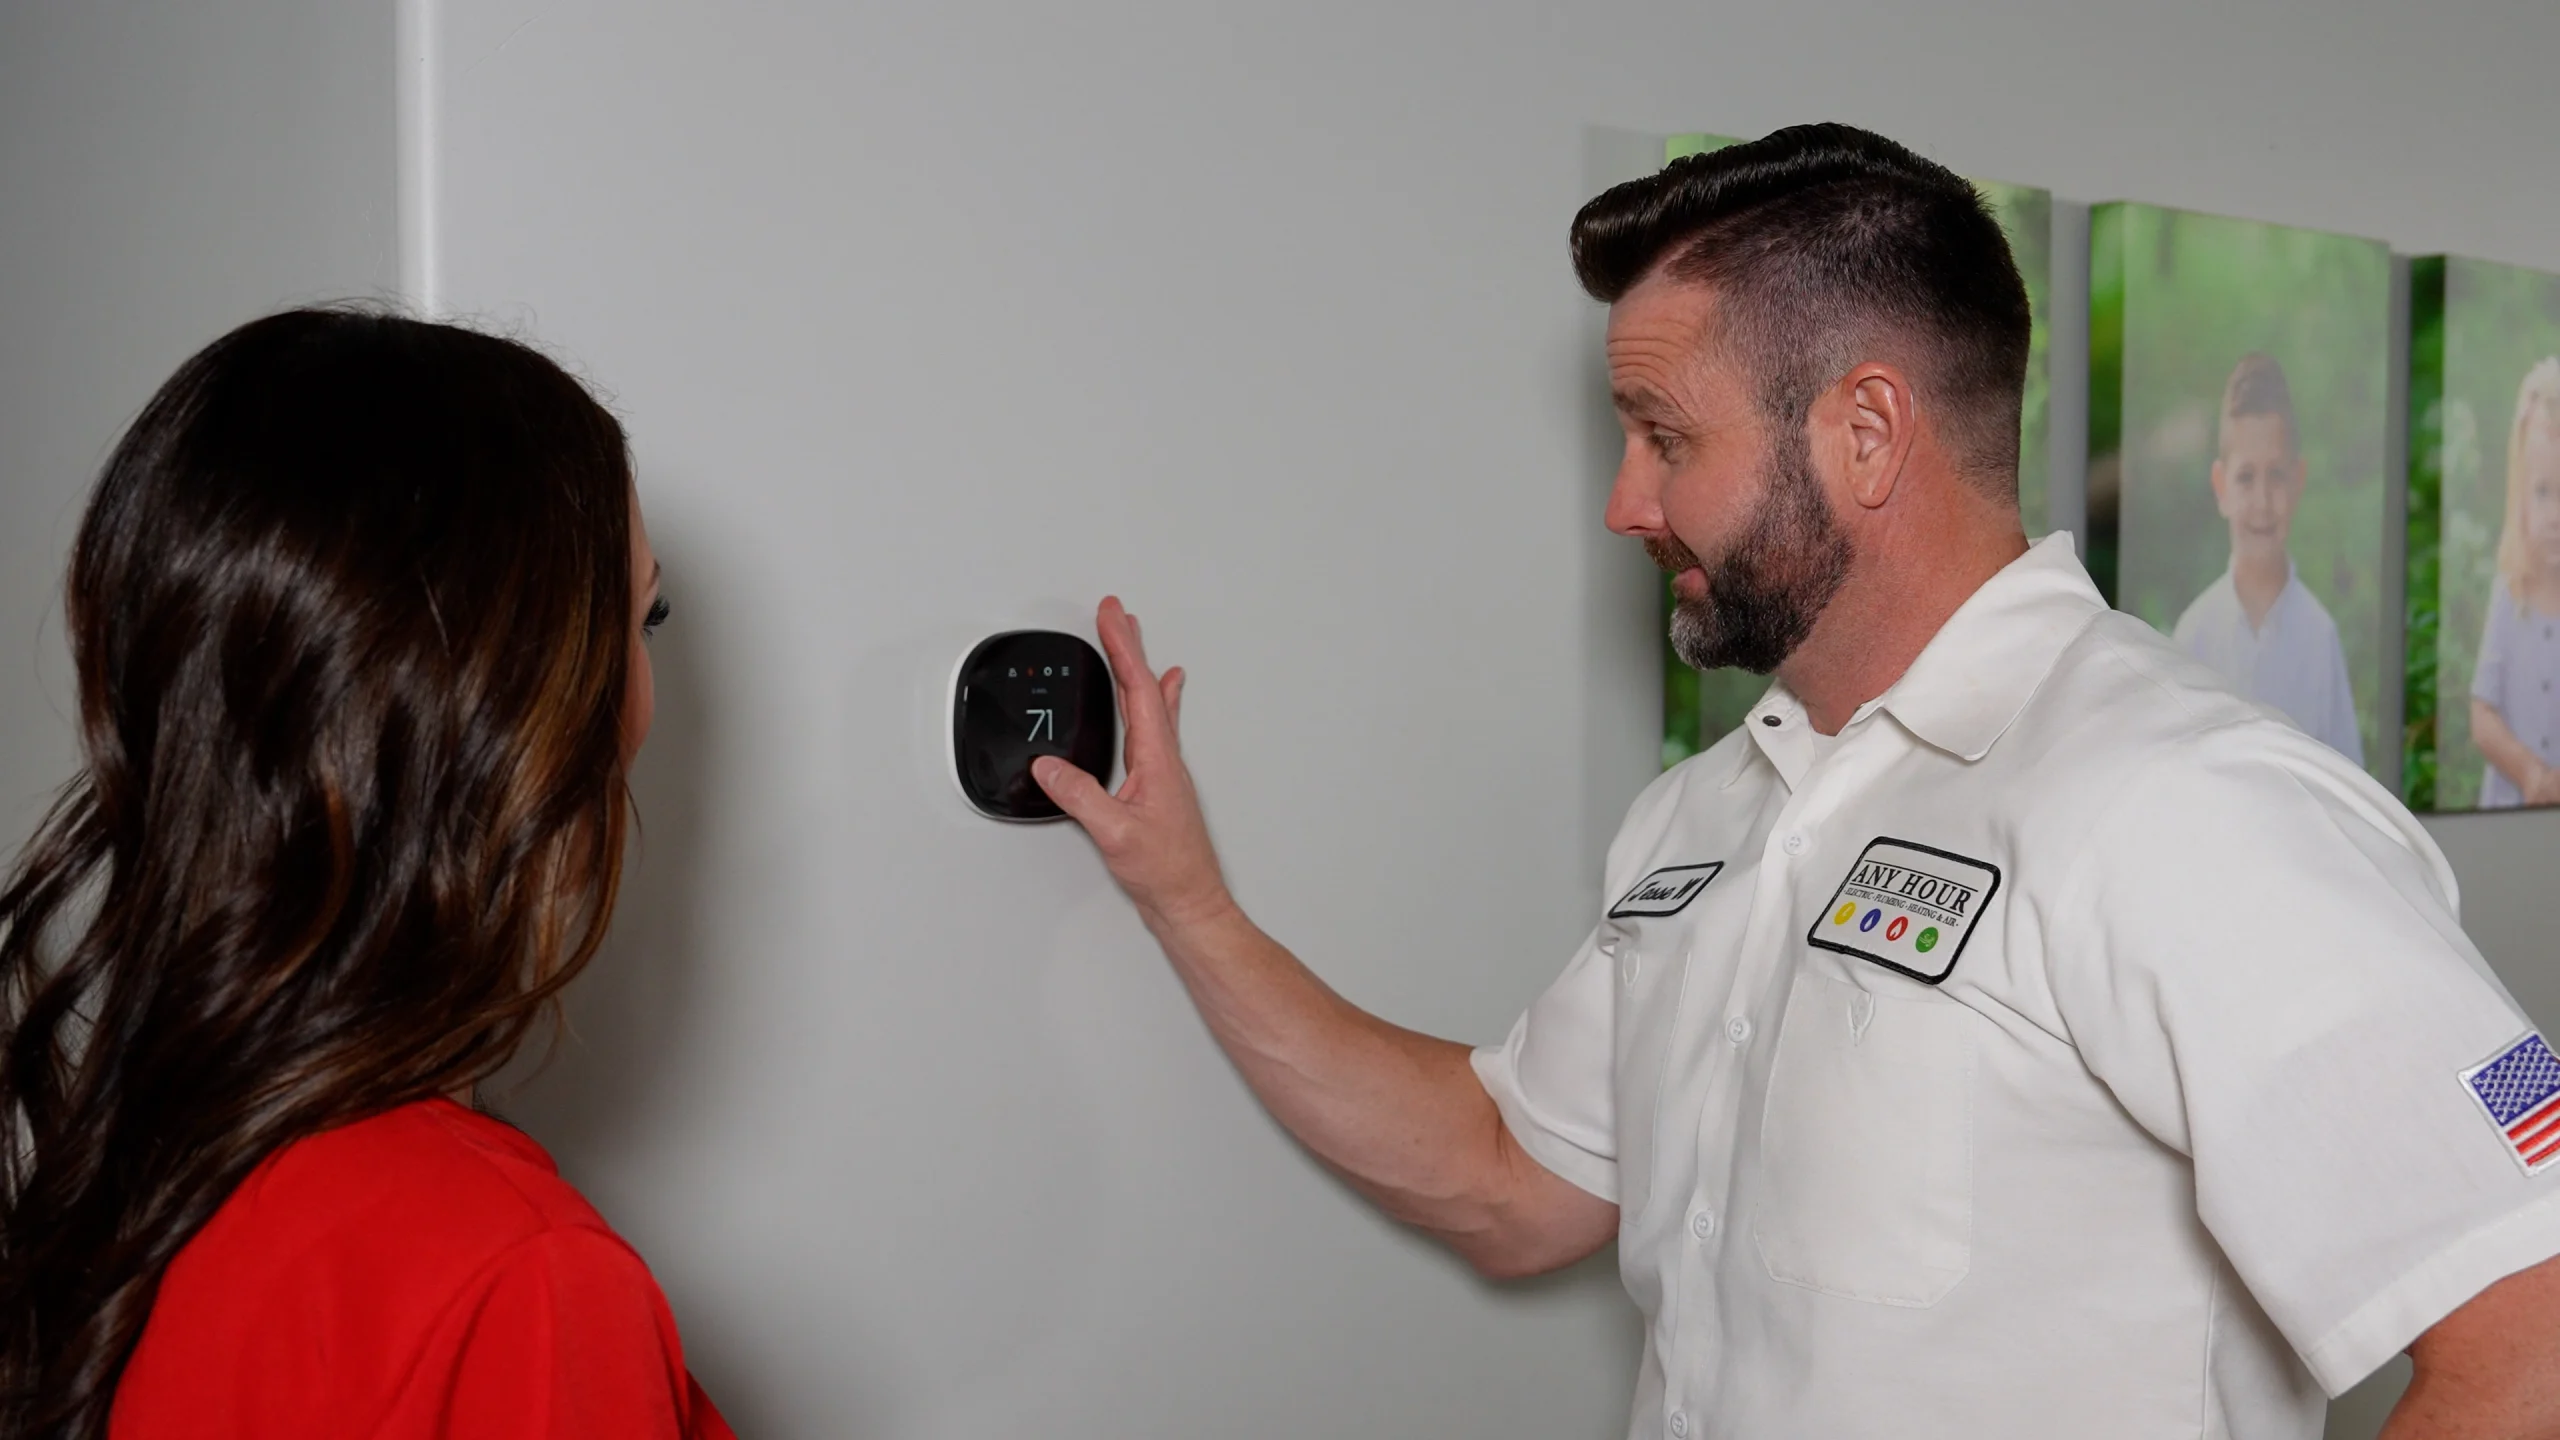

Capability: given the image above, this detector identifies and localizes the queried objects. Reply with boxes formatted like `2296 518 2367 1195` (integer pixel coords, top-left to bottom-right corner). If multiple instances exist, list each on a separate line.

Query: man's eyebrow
1612 387 1677 422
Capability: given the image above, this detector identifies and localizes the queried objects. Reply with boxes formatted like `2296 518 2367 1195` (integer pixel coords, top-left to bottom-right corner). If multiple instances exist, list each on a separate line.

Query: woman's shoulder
151 1097 626 1324
222 1097 610 1257
116 1100 643 1433
147 1096 622 1332
305 1098 594 1215
116 1100 724 1437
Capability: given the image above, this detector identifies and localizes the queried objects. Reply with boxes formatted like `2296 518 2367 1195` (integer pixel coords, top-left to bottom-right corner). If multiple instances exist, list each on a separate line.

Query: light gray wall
0 2 399 843
7 3 2560 1438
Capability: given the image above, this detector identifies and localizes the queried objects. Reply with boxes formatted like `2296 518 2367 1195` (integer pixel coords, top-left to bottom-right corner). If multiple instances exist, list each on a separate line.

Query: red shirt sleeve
418 1227 735 1440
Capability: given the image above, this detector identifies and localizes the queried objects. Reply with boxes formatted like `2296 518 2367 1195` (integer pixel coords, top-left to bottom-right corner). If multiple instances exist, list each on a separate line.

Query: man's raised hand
1032 598 1234 932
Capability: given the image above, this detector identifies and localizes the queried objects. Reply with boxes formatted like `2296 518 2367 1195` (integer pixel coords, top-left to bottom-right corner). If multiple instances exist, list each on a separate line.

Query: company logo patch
2462 1032 2560 1174
1608 863 1724 919
1806 837 2001 985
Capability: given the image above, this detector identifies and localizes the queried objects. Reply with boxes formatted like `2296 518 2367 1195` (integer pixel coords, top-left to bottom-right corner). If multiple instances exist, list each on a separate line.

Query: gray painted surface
0 1 398 845
6 2 2560 1437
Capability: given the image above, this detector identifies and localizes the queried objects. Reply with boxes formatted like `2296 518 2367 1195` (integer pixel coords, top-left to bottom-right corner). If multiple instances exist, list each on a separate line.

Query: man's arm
2383 1252 2560 1439
1032 598 1617 1279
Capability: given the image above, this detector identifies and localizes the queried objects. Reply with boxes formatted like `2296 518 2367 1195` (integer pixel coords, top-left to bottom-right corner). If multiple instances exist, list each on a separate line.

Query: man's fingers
1096 597 1154 689
1096 598 1180 773
1162 667 1186 734
1096 598 1161 715
1032 756 1120 836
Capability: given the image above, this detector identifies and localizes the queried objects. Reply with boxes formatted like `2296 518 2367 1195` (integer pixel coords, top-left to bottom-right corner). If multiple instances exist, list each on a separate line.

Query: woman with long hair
0 308 734 1438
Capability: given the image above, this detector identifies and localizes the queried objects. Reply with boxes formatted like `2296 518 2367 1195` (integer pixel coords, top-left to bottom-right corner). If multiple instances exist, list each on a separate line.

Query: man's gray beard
1662 433 1854 675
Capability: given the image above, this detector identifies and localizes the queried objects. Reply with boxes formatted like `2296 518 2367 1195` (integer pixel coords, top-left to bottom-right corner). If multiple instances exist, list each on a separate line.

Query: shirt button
1781 831 1806 855
1726 1015 1753 1045
1691 1209 1717 1241
1621 948 1642 988
1671 1412 1690 1438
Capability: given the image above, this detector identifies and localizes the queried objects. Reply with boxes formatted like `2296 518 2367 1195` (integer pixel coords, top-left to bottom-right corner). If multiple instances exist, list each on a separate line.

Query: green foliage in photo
2086 205 2126 599
1979 178 2053 541
2405 260 2446 810
2086 202 2392 781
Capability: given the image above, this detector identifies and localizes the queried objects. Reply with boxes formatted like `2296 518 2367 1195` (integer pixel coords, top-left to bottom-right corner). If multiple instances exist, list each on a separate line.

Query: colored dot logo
1914 926 1940 954
1857 908 1882 933
1885 916 1909 942
1832 902 1856 926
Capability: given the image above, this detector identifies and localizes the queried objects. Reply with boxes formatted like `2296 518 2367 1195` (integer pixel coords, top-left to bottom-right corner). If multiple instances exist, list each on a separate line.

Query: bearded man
1034 124 2560 1439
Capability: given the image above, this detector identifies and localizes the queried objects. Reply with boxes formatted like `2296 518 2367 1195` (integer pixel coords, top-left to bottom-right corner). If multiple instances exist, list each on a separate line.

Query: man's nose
1604 452 1660 537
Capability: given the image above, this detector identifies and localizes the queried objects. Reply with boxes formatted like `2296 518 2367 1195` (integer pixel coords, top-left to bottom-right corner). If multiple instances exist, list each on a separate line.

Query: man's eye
1650 430 1682 459
643 595 671 636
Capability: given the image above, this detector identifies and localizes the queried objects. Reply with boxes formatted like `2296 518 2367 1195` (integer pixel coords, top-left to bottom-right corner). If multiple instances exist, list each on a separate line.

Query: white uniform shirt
1477 535 2560 1440
2172 564 2364 765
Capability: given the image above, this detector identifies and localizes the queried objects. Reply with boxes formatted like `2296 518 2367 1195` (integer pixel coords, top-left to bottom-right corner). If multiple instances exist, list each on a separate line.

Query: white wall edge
395 0 439 315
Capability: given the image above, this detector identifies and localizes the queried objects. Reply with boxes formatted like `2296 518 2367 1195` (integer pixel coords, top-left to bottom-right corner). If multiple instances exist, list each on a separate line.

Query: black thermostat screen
953 631 1115 821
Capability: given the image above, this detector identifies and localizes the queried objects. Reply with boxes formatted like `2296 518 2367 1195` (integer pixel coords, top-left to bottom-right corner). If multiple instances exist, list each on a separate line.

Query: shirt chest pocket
1753 968 1978 1307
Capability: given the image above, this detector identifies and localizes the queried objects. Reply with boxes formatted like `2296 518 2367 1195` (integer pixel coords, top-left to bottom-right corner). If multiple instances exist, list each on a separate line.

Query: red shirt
112 1098 735 1439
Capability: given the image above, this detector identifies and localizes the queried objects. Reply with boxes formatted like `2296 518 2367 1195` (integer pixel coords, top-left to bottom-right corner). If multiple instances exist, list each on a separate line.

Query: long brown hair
0 308 639 1438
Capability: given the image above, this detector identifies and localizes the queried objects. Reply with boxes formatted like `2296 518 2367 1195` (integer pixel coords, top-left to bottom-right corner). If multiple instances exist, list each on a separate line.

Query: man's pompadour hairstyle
1570 123 2033 496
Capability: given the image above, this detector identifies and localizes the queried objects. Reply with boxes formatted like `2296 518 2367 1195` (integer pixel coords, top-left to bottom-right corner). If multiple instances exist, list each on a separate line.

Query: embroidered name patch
2461 1032 2560 1174
1806 838 2001 985
1608 863 1724 919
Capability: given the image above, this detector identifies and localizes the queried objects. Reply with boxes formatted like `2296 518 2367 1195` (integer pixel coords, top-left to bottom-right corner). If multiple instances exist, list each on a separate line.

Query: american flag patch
2462 1033 2560 1174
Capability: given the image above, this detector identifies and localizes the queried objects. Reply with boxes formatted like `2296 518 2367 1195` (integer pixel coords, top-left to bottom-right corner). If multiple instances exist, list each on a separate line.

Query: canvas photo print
2404 255 2560 811
2087 203 2392 779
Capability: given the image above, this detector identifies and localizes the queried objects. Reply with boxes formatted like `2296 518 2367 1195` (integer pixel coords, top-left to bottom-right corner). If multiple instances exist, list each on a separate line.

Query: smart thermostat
949 630 1115 821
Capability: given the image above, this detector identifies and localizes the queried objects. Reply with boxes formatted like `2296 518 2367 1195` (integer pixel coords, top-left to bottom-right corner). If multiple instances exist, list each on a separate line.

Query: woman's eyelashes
643 594 670 638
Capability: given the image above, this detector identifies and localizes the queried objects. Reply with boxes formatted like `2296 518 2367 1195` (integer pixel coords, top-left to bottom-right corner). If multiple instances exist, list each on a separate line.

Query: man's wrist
1141 884 1245 941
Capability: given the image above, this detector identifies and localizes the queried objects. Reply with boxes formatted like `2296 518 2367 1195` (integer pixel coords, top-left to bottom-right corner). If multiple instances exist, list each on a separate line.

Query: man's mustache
1645 535 1702 576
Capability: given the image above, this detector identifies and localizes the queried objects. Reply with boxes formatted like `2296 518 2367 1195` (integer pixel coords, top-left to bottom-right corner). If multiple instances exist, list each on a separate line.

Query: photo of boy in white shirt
2172 352 2364 763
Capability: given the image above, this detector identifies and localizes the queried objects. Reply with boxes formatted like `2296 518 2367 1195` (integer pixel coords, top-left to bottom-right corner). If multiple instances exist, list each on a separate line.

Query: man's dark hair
1571 123 2031 497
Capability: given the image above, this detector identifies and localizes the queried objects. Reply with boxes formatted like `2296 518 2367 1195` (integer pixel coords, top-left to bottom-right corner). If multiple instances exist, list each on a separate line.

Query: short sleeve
1473 927 1620 1203
2473 587 2513 707
2051 724 2560 1396
427 1228 732 1440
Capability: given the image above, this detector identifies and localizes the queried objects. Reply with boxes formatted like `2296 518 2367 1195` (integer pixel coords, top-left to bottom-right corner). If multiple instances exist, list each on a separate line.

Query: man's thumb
1032 756 1113 826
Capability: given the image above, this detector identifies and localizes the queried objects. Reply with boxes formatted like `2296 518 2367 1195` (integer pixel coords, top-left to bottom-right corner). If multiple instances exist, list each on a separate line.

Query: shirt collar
1724 533 2106 784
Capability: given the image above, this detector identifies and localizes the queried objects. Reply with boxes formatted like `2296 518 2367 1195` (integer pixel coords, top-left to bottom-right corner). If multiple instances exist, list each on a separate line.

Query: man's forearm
2386 1254 2560 1440
1141 900 1609 1276
1028 601 1615 1277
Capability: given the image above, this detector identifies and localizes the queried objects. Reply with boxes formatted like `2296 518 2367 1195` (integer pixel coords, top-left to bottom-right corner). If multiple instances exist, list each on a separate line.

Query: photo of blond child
2470 359 2560 807
2172 353 2363 763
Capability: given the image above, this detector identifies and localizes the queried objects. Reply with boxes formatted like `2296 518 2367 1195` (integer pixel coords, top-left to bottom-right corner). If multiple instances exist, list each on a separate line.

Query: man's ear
1837 363 1918 512
2208 457 2233 517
